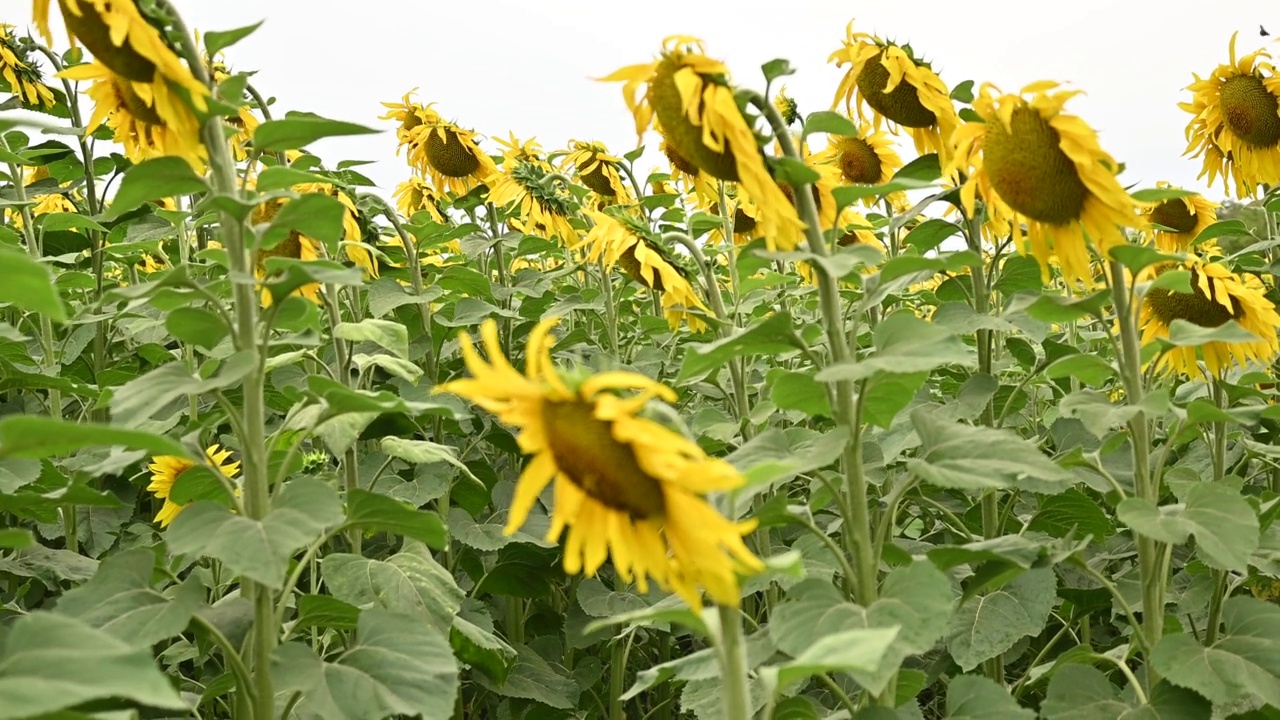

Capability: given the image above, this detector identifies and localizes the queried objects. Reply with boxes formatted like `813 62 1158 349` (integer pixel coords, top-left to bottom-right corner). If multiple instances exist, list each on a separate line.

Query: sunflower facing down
600 36 805 251
488 138 580 244
948 81 1139 288
146 444 240 528
1140 258 1280 378
381 92 499 195
1 24 55 107
393 176 447 224
1180 33 1280 198
1142 182 1219 253
562 140 633 202
579 209 713 332
828 21 960 164
251 196 324 306
437 318 762 607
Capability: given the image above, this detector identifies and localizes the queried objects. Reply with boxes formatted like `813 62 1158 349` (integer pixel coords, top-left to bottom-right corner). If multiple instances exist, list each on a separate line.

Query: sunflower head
488 139 579 244
811 123 904 200
384 96 499 195
146 444 240 527
1 24 55 107
774 85 800 125
1141 183 1219 252
563 140 632 201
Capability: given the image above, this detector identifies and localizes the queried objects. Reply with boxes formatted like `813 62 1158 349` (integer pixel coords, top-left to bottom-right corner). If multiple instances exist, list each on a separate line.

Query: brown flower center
856 52 937 129
982 105 1088 224
649 57 740 182
618 244 664 291
540 399 665 519
1146 269 1244 328
60 0 158 82
115 79 165 127
1220 75 1280 149
424 127 481 178
837 136 883 184
579 160 618 196
1149 199 1198 234
663 141 700 176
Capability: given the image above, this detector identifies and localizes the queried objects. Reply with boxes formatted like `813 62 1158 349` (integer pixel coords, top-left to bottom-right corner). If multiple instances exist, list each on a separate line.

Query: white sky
18 0 1280 202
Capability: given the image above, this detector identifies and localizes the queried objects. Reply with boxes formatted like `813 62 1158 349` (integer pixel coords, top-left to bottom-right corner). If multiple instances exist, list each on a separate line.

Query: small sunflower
1140 258 1280 378
146 444 240 528
1142 182 1219 253
437 318 762 607
948 81 1138 288
205 52 260 162
393 176 447 224
774 85 800 126
251 197 324 306
811 122 905 209
601 36 805 251
659 139 717 202
381 92 499 195
1180 33 1280 198
579 208 713 332
487 138 579 244
562 140 633 202
706 193 761 246
1 24 55 107
829 21 959 163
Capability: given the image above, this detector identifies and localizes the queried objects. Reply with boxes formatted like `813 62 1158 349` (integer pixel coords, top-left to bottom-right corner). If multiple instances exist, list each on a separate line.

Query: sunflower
774 85 800 126
1 24 55 107
601 36 805 251
251 197 324 306
659 139 717 202
948 81 1138 288
437 318 761 606
811 122 906 210
1140 258 1280 378
381 91 499 195
706 193 761 246
1180 33 1280 198
205 52 259 162
562 140 633 202
393 176 447 224
61 59 205 168
292 181 377 279
1142 182 1219 253
146 444 240 528
579 209 712 332
829 21 959 163
487 138 580 244
7 165 78 228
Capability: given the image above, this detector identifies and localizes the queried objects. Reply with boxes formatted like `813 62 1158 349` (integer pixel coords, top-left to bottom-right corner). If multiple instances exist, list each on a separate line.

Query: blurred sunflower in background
488 137 579 244
437 318 762 607
562 140 633 203
949 81 1138 288
659 139 717 201
601 35 805 251
1140 258 1280 378
251 195 323 306
1142 183 1219 253
774 85 801 126
381 92 499 195
146 445 240 528
1 23 55 107
293 181 378 279
829 20 959 163
7 165 77 228
811 122 905 209
580 209 712 332
1181 32 1280 198
393 176 447 224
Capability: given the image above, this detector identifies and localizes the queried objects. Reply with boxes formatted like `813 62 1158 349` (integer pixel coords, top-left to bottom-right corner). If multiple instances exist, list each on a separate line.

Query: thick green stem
1205 381 1229 645
716 605 753 720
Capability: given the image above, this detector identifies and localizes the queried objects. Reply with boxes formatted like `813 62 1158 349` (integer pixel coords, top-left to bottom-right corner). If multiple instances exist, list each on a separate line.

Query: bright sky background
21 0 1280 202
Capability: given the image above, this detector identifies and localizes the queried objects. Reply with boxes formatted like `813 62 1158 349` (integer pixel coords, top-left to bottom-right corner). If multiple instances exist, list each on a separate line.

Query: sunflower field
7 3 1280 719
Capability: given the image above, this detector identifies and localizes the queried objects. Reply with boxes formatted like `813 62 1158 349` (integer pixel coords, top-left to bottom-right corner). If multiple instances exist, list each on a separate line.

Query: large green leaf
907 407 1074 494
816 311 975 383
945 567 1057 670
101 156 207 220
1041 665 1211 720
1117 482 1259 572
761 627 900 693
109 353 255 426
253 111 380 152
472 642 579 709
321 544 463 634
271 609 458 720
0 244 67 322
55 548 205 647
677 312 804 381
344 489 446 549
0 417 188 459
1152 597 1280 709
450 616 518 685
946 675 1034 719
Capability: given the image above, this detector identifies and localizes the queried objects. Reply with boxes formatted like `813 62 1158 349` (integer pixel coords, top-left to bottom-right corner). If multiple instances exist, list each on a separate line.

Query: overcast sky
25 0 1280 202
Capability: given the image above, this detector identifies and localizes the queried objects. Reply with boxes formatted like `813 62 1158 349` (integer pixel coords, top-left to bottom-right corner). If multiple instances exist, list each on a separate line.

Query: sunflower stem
715 604 753 720
1205 380 1229 645
1106 259 1163 685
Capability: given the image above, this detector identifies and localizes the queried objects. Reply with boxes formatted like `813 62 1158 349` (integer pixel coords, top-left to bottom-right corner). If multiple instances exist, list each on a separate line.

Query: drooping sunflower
251 197 324 306
1140 258 1280 378
774 85 801 126
146 444 240 528
437 318 762 607
487 137 580 244
601 36 805 251
829 21 959 163
1142 182 1219 253
579 208 713 332
293 181 377 279
948 81 1139 288
659 139 717 202
1180 33 1280 198
705 193 761 246
1 24 55 107
380 91 499 195
562 140 633 202
205 50 260 162
393 176 447 224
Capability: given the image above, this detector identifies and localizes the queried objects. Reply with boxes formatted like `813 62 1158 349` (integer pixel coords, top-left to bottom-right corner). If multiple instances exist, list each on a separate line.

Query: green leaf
36 212 107 233
1151 597 1280 709
0 244 67 322
1149 269 1192 294
260 192 347 249
947 675 1035 719
762 58 796 81
344 489 447 549
0 457 40 493
110 353 254 426
272 609 458 720
0 417 188 459
1131 187 1199 203
366 277 441 318
55 548 205 647
101 156 207 220
1042 665 1211 720
902 218 962 252
945 567 1057 671
1163 318 1262 346
379 436 481 487
0 529 33 549
726 427 848 488
1193 219 1248 245
203 21 264 55
762 627 899 692
769 370 832 417
450 616 518 684
907 407 1074 493
473 642 578 708
950 80 976 103
294 594 360 631
352 352 423 383
1044 353 1116 387
335 319 410 360
816 311 975 383
1021 290 1111 323
0 612 185 719
678 312 803 381
861 371 928 429
802 111 859 139
1117 483 1259 572
1028 488 1115 541
255 166 336 192
253 111 379 152
165 306 229 350
832 177 937 211
322 544 463 634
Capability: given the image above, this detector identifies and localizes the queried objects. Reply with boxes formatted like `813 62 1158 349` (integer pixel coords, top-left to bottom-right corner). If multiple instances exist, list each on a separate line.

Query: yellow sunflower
1142 182 1219 253
1 24 55 107
706 193 761 246
810 122 906 209
487 138 580 244
601 36 805 251
393 176 447 224
659 139 717 202
1180 32 1280 198
829 20 959 163
381 91 499 195
579 209 713 332
1140 258 1280 378
146 444 240 528
205 52 259 162
437 318 762 607
774 85 801 126
948 81 1138 288
562 140 633 202
293 181 377 279
251 197 324 306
